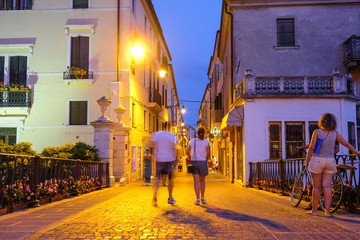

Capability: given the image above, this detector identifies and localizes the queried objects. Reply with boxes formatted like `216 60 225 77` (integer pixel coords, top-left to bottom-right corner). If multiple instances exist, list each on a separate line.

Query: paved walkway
0 170 359 239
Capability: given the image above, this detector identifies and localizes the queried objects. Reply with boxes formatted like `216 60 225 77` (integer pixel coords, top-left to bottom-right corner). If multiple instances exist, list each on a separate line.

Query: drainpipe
224 1 235 183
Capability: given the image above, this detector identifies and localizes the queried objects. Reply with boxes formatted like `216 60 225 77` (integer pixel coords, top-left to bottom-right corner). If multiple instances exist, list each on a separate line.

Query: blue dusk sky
152 0 222 129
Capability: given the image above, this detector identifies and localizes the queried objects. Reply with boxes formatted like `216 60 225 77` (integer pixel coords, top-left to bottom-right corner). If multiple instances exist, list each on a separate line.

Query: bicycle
291 149 344 213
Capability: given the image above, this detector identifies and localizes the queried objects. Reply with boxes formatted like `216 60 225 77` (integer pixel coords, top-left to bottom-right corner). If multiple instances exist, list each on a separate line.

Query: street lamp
131 44 169 78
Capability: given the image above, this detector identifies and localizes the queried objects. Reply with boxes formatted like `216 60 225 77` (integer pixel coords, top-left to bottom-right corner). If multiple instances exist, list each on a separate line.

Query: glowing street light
130 45 144 58
181 105 186 114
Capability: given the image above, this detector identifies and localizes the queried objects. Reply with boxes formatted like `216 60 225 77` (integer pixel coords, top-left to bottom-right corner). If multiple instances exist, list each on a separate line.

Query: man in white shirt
151 128 177 206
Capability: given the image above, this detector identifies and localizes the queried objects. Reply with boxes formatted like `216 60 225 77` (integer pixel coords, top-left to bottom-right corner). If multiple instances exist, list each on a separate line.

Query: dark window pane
10 56 27 85
0 56 4 83
73 0 88 9
269 122 281 160
308 122 318 142
70 101 87 125
8 135 16 145
277 19 294 47
285 122 304 159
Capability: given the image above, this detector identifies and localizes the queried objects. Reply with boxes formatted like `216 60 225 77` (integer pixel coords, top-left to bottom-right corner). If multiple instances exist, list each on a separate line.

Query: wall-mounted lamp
131 44 169 79
180 104 186 114
158 56 169 78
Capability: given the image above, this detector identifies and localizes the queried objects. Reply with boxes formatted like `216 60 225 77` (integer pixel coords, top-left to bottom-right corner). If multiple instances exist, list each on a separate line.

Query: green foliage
41 142 100 161
0 141 36 156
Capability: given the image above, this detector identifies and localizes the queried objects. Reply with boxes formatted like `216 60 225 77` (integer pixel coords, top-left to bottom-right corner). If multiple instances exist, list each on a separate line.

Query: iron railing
0 91 31 107
0 153 109 212
63 71 94 80
149 88 162 106
344 35 360 64
249 154 359 194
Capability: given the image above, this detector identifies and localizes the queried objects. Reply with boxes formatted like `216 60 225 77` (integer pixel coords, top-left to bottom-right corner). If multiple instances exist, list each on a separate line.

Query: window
144 110 147 131
215 93 222 110
285 122 304 159
0 128 16 145
0 56 4 83
71 36 89 71
348 122 356 154
269 122 281 160
277 18 295 47
69 101 87 125
308 121 319 143
132 103 136 127
0 0 32 10
73 0 88 9
10 56 27 86
149 113 152 132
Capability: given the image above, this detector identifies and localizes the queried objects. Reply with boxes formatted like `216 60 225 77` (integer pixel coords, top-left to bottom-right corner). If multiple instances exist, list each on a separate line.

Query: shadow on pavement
201 206 291 232
162 209 217 235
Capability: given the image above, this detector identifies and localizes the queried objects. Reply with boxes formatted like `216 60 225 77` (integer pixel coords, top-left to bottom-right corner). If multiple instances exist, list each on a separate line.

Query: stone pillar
91 96 117 187
113 104 130 183
332 68 347 94
244 69 255 95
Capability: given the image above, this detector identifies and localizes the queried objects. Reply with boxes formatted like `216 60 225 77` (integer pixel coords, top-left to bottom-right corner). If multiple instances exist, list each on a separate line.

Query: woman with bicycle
305 113 360 217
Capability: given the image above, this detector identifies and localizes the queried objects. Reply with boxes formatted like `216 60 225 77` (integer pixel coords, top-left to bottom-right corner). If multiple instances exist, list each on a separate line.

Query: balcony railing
344 35 360 66
235 70 356 99
149 88 162 106
63 71 94 80
0 90 31 107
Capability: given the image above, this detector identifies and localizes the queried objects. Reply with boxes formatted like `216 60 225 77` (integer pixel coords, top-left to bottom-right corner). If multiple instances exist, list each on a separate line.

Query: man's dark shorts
156 162 174 180
191 161 208 176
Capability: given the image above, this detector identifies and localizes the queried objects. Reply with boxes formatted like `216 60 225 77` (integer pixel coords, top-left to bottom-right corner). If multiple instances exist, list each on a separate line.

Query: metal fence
0 153 109 212
249 154 359 194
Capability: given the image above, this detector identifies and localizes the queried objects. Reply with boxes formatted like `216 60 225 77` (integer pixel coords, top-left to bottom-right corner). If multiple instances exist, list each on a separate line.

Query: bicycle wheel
291 170 306 207
320 172 344 213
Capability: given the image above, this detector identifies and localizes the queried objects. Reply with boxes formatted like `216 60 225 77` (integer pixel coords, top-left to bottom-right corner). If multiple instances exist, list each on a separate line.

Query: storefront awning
220 105 244 130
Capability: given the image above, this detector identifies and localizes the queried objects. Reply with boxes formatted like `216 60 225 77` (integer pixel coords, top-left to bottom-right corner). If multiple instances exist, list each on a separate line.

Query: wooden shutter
10 56 27 85
277 19 294 47
71 37 89 71
70 101 87 125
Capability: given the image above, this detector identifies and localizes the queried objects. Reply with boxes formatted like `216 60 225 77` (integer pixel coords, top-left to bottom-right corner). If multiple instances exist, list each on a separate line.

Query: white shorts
308 156 337 174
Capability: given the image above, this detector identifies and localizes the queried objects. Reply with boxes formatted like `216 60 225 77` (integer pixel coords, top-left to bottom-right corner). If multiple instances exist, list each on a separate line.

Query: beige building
0 0 182 182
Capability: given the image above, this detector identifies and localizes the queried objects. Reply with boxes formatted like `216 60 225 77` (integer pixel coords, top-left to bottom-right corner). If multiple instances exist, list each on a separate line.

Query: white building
204 0 360 186
0 0 182 182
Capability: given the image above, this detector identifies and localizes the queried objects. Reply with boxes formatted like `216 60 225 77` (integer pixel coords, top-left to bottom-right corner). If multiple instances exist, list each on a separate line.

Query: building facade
0 0 182 182
203 0 360 186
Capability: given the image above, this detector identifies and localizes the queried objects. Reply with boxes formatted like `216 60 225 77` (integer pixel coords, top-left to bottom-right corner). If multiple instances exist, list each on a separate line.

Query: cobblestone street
1 170 359 240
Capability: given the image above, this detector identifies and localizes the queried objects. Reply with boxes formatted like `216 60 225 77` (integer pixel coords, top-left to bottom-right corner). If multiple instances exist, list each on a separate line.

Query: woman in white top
305 113 360 217
187 127 210 205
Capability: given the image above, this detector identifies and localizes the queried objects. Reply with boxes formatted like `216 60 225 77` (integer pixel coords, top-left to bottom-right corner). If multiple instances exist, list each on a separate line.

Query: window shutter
26 0 32 9
70 101 87 125
73 0 88 9
79 37 89 71
71 37 79 68
18 56 27 85
5 0 13 10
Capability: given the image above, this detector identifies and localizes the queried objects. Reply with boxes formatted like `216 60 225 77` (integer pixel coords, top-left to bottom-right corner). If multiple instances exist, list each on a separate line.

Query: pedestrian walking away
151 124 178 206
305 113 360 217
187 126 210 205
143 148 152 186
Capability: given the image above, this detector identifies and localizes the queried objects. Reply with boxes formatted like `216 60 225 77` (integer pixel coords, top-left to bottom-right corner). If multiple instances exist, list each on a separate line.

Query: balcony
63 68 94 85
0 90 31 115
235 70 357 99
148 88 162 112
344 35 360 70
